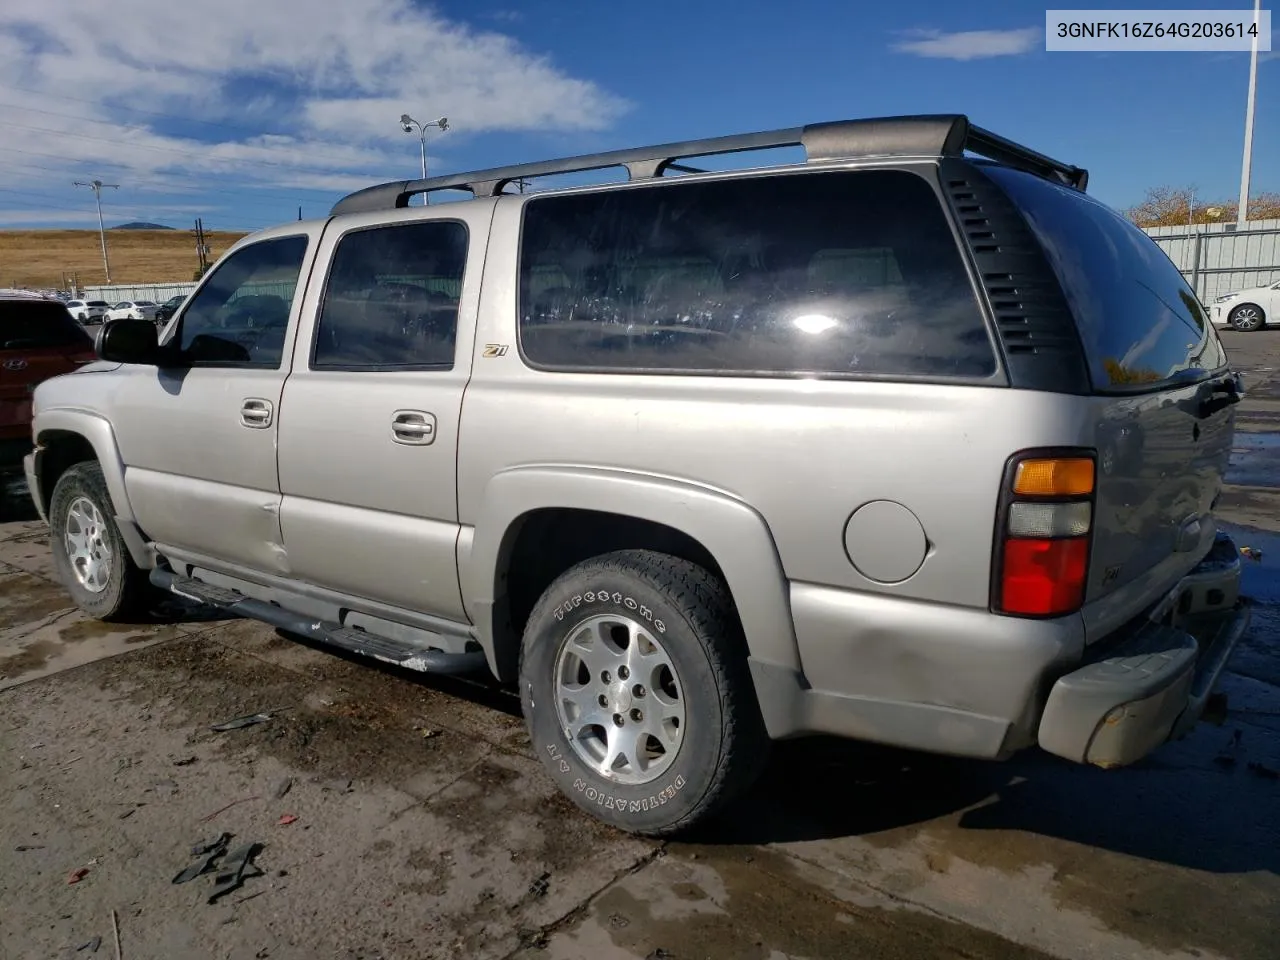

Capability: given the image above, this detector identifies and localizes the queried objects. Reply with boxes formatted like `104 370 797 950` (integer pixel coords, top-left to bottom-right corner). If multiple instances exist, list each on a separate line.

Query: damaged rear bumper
1037 532 1250 768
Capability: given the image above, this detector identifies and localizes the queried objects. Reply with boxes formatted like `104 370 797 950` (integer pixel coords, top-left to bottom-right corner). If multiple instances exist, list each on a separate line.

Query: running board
149 568 489 676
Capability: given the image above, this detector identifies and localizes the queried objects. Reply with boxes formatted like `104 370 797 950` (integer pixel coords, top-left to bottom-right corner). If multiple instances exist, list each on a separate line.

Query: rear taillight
992 451 1095 617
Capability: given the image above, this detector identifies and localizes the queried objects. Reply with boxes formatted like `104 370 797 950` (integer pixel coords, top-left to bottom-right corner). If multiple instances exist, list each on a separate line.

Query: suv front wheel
520 549 768 837
49 462 152 620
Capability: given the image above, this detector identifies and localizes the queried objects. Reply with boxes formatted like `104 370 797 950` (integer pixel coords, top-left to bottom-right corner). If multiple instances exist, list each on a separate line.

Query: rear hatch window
1 299 95 351
983 165 1229 391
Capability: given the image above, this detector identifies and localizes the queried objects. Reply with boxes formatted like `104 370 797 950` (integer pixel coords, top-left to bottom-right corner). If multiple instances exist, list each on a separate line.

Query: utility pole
192 218 210 278
73 179 119 284
1237 0 1261 228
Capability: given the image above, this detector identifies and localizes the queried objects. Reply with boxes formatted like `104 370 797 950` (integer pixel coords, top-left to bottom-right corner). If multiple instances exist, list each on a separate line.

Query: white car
1212 279 1280 332
105 300 160 322
65 299 111 323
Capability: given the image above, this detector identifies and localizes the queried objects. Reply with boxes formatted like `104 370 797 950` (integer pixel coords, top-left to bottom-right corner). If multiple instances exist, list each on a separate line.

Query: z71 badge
481 343 509 358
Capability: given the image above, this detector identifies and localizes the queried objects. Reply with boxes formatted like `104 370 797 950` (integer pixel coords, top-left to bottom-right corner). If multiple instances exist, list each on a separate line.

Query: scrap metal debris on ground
76 936 101 952
210 712 277 733
208 842 265 904
174 833 232 885
171 832 266 904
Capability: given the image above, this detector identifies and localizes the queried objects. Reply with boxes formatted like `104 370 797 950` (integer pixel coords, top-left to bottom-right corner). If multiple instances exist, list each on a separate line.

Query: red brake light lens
1000 537 1089 616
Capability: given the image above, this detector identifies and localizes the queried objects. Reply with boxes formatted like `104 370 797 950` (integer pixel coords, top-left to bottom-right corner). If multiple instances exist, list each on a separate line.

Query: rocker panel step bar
150 568 488 676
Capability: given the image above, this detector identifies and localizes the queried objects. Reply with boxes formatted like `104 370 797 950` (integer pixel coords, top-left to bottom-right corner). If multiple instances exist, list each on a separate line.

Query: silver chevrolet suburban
23 114 1251 836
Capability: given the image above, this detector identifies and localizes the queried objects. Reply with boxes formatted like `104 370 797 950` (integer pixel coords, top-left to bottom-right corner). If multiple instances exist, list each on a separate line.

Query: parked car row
65 295 186 327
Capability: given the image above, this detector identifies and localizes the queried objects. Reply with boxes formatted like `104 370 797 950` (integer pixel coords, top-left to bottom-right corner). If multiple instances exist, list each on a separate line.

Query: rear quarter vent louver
940 161 1091 395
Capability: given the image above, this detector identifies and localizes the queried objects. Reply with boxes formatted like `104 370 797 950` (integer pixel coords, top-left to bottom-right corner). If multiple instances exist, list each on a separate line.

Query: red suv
1 293 97 475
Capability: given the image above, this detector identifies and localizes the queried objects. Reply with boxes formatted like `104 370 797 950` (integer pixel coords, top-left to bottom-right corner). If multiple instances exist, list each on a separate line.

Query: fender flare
33 408 154 567
462 465 801 679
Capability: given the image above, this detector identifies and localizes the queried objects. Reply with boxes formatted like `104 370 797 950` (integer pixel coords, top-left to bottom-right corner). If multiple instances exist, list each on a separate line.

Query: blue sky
0 0 1275 232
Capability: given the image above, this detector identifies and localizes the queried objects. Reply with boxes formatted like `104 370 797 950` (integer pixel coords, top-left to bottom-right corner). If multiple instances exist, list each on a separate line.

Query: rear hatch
985 167 1237 621
0 298 96 441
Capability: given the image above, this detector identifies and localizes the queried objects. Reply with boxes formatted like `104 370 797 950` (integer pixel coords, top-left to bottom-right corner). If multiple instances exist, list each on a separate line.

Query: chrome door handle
240 398 273 428
391 410 436 446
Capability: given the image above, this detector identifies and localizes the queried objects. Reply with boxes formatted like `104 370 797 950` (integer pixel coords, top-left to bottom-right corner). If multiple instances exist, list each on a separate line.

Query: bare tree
1125 185 1280 227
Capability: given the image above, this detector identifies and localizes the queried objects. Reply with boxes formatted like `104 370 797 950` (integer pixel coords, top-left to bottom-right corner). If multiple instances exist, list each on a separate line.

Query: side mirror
95 317 160 365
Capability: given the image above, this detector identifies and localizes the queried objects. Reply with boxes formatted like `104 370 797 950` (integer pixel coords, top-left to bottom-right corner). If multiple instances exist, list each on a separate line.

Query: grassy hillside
0 229 248 289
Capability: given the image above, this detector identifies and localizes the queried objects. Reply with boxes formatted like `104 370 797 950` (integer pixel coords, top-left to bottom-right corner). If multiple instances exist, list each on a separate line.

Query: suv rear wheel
1229 303 1266 332
49 462 152 620
519 549 768 837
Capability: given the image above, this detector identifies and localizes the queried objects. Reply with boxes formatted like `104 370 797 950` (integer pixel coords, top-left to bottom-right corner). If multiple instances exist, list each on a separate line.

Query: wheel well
491 508 732 682
1232 302 1266 321
37 431 98 513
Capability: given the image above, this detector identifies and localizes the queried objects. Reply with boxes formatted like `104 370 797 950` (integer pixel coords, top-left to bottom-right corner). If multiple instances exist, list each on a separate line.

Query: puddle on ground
0 572 75 628
1227 430 1280 489
0 638 61 676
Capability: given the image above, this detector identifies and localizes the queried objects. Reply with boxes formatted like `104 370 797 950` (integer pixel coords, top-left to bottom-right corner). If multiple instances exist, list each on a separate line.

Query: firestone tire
48 462 152 621
520 549 769 838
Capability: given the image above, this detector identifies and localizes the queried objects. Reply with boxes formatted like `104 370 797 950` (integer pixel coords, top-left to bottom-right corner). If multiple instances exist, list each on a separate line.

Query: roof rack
330 114 1087 216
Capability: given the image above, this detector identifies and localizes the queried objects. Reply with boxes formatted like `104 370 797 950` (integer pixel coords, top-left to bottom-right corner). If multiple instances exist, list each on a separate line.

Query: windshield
1 300 95 350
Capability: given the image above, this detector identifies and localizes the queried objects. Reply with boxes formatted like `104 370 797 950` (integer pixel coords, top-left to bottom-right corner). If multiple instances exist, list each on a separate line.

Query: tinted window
87 301 109 308
985 166 1228 392
313 221 467 369
1 300 94 350
175 235 309 366
517 170 995 378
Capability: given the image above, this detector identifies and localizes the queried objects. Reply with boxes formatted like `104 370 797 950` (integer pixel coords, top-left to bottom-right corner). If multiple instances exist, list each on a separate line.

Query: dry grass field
0 229 247 289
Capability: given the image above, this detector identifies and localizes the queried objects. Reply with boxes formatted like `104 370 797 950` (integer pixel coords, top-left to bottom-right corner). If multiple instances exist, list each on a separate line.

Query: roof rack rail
330 114 1087 216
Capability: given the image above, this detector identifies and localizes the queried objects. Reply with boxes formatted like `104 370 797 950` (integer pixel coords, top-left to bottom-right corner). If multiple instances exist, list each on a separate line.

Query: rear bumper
1037 532 1249 768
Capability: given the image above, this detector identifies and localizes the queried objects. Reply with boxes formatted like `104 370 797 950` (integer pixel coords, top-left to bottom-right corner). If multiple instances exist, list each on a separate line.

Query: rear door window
312 220 468 370
1 300 94 350
517 169 997 380
984 165 1228 392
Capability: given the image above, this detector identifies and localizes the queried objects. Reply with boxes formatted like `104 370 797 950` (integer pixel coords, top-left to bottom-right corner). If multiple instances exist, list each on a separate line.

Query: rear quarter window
984 166 1228 392
517 169 997 380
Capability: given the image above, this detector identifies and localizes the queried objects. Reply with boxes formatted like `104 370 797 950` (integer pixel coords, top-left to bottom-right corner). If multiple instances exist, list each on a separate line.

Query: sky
0 0 1275 232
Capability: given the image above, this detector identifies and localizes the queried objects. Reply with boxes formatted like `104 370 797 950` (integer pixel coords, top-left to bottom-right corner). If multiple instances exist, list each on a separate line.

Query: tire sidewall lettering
552 589 667 634
564 766 687 814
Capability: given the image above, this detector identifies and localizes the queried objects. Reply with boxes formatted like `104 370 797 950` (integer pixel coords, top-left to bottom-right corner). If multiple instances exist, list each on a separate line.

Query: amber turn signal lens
1012 457 1094 497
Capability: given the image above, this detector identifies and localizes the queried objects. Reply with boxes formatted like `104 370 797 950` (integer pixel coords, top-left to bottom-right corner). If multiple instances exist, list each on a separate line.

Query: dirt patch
404 847 451 896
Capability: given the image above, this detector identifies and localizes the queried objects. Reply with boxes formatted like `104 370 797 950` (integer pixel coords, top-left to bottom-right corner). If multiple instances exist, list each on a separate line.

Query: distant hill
112 221 176 230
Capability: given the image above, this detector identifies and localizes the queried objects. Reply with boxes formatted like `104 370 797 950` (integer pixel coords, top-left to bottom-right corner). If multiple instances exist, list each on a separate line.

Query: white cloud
0 0 628 221
892 27 1042 61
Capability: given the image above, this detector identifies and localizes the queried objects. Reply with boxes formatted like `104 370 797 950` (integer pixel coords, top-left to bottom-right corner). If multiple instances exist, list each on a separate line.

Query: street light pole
1237 0 1261 228
74 179 119 284
399 114 448 204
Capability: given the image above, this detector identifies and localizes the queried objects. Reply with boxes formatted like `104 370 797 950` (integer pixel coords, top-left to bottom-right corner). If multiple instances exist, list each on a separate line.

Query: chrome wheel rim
553 613 686 786
1233 306 1262 330
64 497 113 593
